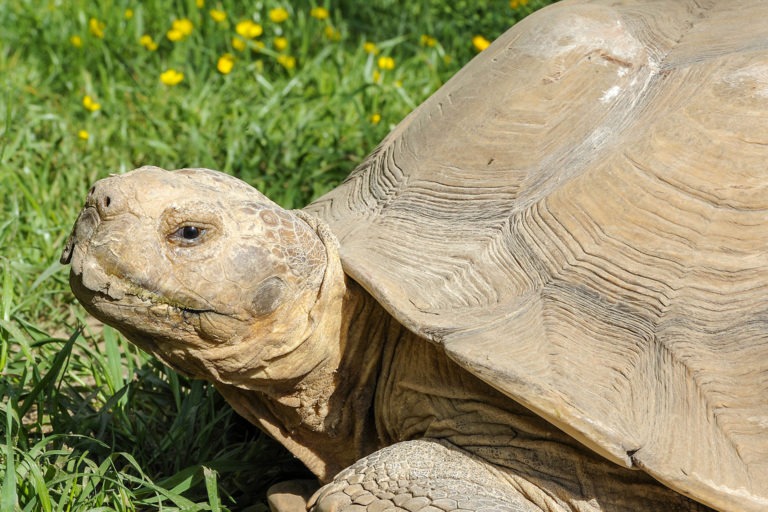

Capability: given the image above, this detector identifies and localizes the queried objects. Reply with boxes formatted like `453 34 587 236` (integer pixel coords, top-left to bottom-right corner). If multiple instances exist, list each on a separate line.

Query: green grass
1 0 556 509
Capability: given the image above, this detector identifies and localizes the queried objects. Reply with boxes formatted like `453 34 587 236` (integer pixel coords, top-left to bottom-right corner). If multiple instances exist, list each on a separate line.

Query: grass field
1 1 555 509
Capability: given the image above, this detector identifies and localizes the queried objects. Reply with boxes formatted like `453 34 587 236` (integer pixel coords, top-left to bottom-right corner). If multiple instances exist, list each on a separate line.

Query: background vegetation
1 0 555 509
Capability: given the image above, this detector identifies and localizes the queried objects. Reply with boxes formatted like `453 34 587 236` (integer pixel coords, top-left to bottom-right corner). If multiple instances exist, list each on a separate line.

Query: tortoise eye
170 225 206 244
181 226 202 240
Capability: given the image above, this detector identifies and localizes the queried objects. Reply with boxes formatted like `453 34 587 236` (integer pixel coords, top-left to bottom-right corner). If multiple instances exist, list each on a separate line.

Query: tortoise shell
305 1 768 510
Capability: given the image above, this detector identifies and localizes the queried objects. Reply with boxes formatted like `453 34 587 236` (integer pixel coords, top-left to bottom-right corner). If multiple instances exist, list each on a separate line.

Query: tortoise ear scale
251 276 287 316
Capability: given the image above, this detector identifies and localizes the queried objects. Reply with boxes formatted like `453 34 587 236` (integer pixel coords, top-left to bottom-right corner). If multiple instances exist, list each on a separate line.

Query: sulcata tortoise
61 0 768 511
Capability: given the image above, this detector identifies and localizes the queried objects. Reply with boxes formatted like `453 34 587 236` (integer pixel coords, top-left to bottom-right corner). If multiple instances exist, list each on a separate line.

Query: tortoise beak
60 206 99 265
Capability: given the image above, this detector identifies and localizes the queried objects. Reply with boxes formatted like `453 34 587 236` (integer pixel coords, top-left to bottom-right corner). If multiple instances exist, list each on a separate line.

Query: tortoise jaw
70 270 216 329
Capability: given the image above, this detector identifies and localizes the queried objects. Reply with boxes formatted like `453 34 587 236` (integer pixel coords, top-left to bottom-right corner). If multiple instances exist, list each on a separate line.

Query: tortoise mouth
69 270 218 339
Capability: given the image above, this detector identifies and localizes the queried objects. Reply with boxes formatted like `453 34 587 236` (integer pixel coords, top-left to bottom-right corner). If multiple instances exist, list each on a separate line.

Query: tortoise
60 0 768 510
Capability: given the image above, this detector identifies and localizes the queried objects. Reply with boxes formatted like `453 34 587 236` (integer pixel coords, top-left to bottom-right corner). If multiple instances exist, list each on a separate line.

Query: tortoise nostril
103 196 111 208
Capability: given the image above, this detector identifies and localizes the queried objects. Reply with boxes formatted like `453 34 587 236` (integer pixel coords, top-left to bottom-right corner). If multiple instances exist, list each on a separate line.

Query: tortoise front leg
308 439 541 512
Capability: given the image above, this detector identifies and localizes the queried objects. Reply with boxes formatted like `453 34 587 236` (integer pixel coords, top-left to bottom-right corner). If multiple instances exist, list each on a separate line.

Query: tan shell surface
304 1 768 510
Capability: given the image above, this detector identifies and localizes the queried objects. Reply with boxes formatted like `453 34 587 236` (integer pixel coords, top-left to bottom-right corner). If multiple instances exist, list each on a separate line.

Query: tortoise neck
215 277 398 480
273 276 395 442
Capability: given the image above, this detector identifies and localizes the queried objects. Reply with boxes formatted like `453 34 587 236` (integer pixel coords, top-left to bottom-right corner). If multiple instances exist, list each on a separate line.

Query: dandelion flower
372 70 381 83
70 35 83 47
363 41 378 55
377 56 395 70
274 37 288 51
160 69 184 85
124 8 133 19
510 0 529 8
89 18 105 38
173 18 194 36
310 7 329 20
217 54 235 74
324 26 340 41
167 18 193 42
196 0 204 7
167 29 183 41
472 35 491 52
269 7 289 23
420 34 437 47
236 20 263 39
82 95 101 112
370 113 381 124
140 34 158 51
210 9 226 22
232 37 246 51
78 130 90 140
276 54 296 70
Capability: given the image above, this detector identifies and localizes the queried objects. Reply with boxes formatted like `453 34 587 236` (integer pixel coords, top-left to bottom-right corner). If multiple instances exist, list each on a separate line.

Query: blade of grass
29 260 65 292
203 466 221 512
102 325 127 400
2 260 13 323
1 400 18 511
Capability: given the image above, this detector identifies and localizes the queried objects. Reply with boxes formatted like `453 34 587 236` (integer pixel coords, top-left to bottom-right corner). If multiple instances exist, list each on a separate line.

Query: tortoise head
61 166 342 388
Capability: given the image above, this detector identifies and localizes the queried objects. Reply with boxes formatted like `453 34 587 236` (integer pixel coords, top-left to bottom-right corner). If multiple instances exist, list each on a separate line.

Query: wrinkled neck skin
216 227 399 481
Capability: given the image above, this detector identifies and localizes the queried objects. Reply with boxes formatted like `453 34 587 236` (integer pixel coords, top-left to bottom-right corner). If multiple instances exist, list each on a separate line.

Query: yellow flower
70 35 83 47
89 18 105 38
167 29 183 41
310 7 329 20
217 54 234 74
235 20 263 39
140 34 158 51
420 34 437 47
269 7 289 23
394 80 403 88
196 0 204 7
443 54 453 65
510 0 529 8
472 35 491 52
124 8 133 19
210 9 226 22
78 130 90 140
274 36 288 51
276 54 296 70
324 25 340 41
160 69 184 86
377 56 395 70
232 37 246 51
166 18 193 42
173 18 194 36
370 113 381 124
363 41 378 55
372 69 381 83
82 95 101 112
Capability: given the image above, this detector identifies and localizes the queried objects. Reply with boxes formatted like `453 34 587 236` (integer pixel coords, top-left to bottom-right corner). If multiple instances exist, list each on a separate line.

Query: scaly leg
309 439 541 512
